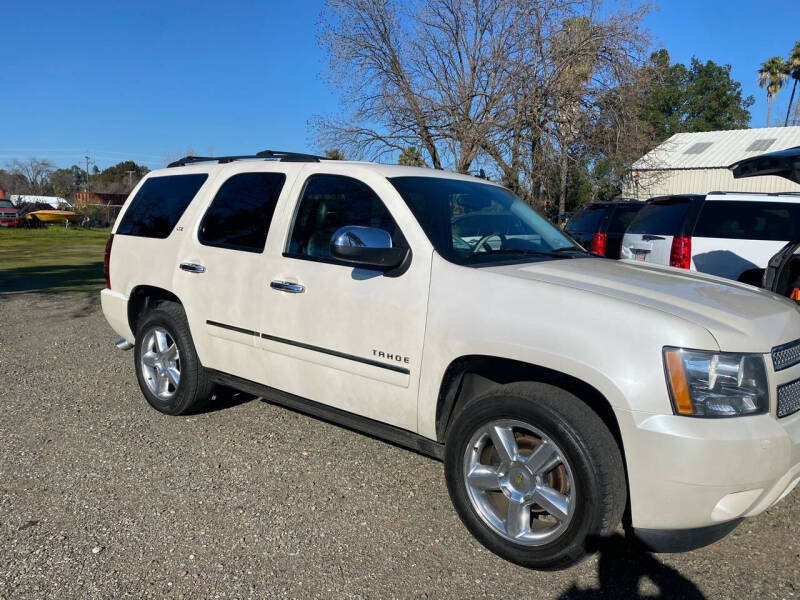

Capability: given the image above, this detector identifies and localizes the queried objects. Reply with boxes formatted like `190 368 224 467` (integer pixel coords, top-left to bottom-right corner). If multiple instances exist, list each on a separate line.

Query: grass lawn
0 226 111 295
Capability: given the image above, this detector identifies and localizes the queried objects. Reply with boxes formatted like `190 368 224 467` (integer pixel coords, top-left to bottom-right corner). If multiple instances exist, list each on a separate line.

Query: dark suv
564 201 643 258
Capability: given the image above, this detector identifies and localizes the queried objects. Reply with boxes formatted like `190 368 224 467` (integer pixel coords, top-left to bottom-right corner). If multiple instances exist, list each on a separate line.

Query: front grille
777 378 800 418
772 339 800 372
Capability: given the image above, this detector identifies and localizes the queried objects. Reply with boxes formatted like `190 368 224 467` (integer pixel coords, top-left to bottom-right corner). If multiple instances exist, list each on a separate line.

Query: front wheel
444 382 626 570
133 301 214 415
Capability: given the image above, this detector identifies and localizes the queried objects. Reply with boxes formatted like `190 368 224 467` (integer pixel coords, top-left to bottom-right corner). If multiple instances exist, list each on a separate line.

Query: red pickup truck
0 199 20 227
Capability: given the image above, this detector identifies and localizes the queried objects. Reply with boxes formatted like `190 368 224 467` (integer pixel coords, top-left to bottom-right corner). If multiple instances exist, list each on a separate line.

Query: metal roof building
623 126 800 200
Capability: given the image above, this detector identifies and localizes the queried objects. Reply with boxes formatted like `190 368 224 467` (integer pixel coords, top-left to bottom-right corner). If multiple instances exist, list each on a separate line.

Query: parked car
564 201 643 258
0 199 20 227
727 145 800 299
102 151 800 569
621 192 800 285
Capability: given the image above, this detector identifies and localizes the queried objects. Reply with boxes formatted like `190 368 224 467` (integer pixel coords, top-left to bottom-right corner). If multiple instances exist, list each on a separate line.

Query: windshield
0 200 15 209
388 176 583 265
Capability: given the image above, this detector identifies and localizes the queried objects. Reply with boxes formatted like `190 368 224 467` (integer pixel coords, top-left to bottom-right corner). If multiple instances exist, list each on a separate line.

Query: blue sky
1 0 797 170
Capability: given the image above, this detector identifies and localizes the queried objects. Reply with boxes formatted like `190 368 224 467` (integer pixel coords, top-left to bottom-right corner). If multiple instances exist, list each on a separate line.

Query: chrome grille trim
771 339 800 372
777 378 800 418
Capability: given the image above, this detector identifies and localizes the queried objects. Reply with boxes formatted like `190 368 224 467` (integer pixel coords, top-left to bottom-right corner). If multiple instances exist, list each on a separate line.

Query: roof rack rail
166 150 325 168
255 150 325 162
707 190 800 197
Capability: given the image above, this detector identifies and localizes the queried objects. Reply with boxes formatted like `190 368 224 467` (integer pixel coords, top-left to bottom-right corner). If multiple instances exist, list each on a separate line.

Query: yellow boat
26 210 81 224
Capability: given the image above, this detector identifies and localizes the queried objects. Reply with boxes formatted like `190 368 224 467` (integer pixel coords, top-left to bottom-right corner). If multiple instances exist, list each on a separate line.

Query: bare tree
315 0 652 209
5 158 56 195
316 0 524 172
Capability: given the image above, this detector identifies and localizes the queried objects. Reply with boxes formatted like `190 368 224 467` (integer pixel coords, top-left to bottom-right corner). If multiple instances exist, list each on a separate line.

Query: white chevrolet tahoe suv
101 150 800 569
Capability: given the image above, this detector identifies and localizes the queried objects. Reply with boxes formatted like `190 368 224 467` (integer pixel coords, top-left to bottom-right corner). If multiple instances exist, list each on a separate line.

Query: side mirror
330 226 409 269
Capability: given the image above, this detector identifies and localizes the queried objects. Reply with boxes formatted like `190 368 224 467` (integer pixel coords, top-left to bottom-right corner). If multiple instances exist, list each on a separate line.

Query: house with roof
623 126 800 200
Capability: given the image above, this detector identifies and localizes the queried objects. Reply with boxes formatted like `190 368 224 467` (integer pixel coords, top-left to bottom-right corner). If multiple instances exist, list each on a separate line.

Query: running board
206 369 444 460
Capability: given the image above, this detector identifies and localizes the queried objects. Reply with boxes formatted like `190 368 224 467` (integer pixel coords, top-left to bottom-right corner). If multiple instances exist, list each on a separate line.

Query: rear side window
607 205 642 234
287 174 404 261
116 174 208 238
627 198 692 236
694 201 800 241
565 205 609 233
199 172 286 253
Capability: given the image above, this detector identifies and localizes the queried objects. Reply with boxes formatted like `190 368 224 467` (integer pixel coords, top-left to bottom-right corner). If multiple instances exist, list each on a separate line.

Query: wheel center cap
499 462 533 501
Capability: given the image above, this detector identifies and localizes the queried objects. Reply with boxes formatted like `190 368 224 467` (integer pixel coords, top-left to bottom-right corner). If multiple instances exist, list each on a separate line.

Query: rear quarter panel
107 167 221 344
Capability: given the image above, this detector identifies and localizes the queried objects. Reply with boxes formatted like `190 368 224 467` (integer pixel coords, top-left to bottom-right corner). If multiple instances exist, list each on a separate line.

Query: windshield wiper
482 248 577 259
551 246 588 254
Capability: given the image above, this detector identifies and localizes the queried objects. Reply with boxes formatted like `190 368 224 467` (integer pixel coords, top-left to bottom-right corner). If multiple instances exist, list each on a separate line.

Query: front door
256 171 431 432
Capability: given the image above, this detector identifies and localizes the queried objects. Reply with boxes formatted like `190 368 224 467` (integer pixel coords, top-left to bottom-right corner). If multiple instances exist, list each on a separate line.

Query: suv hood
488 257 800 352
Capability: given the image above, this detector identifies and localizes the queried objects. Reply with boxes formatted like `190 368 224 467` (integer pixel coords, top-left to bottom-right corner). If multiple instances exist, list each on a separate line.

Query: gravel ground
1 292 798 599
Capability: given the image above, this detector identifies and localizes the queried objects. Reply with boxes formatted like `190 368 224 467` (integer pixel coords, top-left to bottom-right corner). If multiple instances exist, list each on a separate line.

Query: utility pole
85 151 90 193
126 170 134 190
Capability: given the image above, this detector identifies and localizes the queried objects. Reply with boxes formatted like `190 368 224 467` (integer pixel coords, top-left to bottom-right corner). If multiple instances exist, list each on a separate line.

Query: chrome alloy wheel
463 419 576 545
140 327 181 400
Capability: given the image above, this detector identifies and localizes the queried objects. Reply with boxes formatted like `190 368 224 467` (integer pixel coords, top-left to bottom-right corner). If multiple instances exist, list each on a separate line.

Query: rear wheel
444 382 626 570
133 301 214 415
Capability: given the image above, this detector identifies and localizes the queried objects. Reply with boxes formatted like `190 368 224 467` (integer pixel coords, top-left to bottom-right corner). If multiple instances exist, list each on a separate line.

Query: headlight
663 347 768 417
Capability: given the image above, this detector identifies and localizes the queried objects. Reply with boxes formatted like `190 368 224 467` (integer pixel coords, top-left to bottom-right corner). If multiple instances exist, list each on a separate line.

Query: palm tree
758 56 789 127
786 41 800 126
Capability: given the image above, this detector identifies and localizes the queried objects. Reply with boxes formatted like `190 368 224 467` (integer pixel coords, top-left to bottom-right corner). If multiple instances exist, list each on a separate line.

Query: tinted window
0 200 14 209
607 205 643 234
627 198 692 235
694 201 800 241
288 174 404 260
117 174 207 238
565 205 609 234
199 172 286 253
389 176 582 266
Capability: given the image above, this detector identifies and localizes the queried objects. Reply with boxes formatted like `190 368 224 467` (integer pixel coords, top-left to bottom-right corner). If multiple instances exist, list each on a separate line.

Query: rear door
564 204 610 249
691 199 800 282
621 196 697 264
173 167 297 383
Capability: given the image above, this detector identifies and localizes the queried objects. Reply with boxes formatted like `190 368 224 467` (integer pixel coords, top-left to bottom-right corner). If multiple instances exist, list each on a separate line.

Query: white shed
10 195 72 208
623 127 800 200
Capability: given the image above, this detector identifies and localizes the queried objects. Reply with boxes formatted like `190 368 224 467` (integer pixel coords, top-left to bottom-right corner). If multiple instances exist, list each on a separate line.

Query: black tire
133 301 214 415
444 382 626 570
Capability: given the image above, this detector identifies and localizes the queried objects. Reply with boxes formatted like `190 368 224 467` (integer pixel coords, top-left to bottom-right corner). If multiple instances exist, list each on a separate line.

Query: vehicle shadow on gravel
559 534 705 599
203 387 259 413
0 262 104 294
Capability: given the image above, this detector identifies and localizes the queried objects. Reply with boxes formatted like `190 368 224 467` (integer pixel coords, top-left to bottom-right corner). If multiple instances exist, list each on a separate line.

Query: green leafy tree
324 149 345 160
640 50 753 141
49 165 84 199
758 56 789 127
93 160 150 193
397 146 427 167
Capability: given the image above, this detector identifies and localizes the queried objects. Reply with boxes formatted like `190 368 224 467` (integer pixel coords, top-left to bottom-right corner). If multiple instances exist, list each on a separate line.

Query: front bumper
620 402 800 532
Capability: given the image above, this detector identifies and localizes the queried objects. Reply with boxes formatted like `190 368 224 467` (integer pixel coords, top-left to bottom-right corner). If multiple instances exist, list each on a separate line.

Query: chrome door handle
179 262 206 273
270 280 305 293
